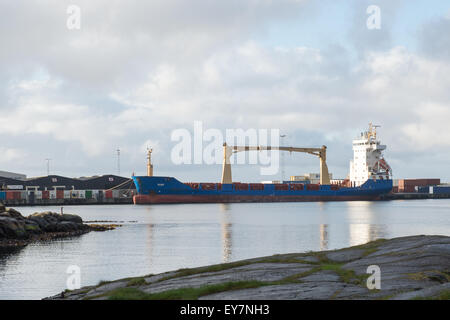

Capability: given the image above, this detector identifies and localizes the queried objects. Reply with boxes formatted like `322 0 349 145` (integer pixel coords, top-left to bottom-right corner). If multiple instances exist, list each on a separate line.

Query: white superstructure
349 123 391 187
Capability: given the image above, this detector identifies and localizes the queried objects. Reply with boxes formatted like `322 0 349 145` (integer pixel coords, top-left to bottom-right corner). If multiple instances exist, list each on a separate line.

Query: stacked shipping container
397 179 441 193
0 189 134 205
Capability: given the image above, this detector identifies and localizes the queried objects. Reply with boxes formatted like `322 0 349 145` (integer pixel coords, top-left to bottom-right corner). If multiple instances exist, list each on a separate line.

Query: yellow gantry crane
221 143 331 185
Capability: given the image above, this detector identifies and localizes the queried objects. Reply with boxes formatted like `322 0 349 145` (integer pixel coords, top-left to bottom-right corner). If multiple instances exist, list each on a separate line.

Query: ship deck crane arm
221 144 331 185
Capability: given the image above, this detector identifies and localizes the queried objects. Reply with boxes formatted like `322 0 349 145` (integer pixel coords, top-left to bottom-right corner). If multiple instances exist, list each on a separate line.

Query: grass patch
321 263 356 283
107 281 269 300
97 280 111 286
362 247 378 257
281 266 322 283
407 270 450 282
158 261 254 282
127 277 147 287
411 289 450 300
290 258 369 286
107 287 150 300
157 257 316 283
436 290 450 300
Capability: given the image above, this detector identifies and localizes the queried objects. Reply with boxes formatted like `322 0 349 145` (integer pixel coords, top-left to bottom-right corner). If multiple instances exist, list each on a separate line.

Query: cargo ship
132 124 393 204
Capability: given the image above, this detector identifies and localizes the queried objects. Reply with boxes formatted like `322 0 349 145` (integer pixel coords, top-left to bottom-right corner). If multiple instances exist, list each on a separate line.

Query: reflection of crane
220 143 331 185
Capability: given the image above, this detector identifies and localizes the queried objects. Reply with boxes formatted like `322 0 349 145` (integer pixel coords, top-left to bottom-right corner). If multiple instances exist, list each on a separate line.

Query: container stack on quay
387 178 450 198
396 179 441 193
417 185 450 195
0 174 135 206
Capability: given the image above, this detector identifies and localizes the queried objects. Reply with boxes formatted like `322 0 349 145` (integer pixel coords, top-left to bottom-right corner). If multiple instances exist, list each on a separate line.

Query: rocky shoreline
0 204 119 252
47 235 450 300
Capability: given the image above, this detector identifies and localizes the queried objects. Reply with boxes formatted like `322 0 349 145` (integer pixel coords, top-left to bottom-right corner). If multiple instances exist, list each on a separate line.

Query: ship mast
147 148 154 177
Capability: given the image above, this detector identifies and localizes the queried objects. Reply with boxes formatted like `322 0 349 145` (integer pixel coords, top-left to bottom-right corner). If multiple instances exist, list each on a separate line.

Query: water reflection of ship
317 201 387 250
347 201 387 247
318 202 329 250
319 224 328 251
145 207 154 268
219 204 232 263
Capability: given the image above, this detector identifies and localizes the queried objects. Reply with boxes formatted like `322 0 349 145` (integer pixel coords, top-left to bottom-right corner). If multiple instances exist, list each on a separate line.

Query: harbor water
1 199 449 299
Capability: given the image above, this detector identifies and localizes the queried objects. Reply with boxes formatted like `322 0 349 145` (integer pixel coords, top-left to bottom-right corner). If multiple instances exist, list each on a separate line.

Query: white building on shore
0 170 27 180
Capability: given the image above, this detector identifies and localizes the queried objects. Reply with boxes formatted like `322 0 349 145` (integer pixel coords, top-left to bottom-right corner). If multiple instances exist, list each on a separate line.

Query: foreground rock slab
47 235 450 300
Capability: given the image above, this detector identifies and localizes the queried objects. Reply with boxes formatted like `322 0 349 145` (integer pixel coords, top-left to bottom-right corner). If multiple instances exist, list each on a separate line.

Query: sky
0 0 449 182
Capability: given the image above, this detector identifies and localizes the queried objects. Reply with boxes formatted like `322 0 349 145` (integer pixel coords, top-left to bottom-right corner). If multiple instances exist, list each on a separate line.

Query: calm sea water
0 200 449 299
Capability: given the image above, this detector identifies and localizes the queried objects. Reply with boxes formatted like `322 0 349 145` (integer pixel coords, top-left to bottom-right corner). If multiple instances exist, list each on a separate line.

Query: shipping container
306 184 320 191
401 186 416 193
78 190 86 199
42 190 50 199
398 179 441 191
6 191 22 200
0 191 5 200
49 190 57 199
21 191 27 200
64 190 71 199
35 191 42 200
250 183 264 191
85 190 92 199
274 184 289 191
200 183 216 191
56 190 64 199
112 190 120 198
432 186 450 195
105 190 113 199
290 184 304 191
71 191 78 198
417 186 430 193
6 191 15 200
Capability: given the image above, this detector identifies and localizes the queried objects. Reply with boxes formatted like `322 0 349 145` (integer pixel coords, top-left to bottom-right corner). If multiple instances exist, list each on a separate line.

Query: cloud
0 147 27 165
1 1 450 180
418 15 450 61
401 103 450 150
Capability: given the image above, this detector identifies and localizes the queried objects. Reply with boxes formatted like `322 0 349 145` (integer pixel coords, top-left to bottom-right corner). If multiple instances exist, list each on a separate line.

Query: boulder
0 216 28 239
28 216 51 230
24 220 42 234
30 212 61 224
60 214 83 224
1 208 87 240
5 208 25 219
55 221 78 232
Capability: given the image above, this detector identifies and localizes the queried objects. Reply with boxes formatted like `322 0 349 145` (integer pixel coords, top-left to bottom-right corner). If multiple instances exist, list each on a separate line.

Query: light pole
280 134 286 182
117 149 121 175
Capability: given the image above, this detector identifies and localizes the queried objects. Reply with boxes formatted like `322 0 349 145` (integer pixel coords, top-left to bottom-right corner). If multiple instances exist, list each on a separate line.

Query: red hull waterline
133 194 382 204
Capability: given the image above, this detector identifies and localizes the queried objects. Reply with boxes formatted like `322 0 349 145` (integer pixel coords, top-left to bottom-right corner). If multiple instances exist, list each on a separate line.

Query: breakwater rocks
0 205 118 251
47 235 450 300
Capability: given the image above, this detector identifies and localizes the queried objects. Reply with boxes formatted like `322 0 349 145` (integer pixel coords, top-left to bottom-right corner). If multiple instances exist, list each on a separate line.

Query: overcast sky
1 0 449 182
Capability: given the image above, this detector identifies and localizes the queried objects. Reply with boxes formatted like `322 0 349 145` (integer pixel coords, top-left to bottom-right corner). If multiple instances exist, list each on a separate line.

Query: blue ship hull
132 176 393 204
